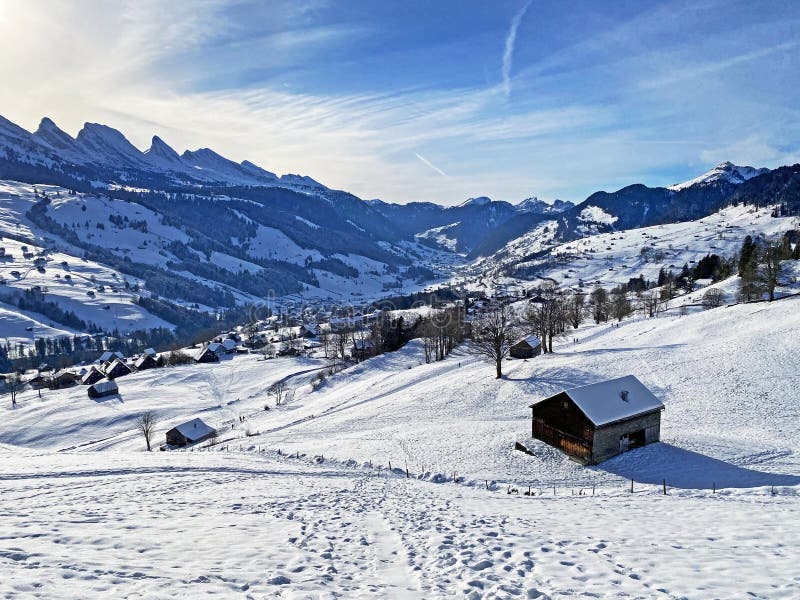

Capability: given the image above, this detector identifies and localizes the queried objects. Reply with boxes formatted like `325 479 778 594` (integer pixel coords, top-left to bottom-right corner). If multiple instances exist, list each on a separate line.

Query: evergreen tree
738 236 760 301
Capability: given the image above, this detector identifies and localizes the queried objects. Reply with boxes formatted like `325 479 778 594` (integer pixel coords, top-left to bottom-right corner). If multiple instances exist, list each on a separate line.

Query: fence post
662 479 667 495
713 482 715 493
630 479 634 493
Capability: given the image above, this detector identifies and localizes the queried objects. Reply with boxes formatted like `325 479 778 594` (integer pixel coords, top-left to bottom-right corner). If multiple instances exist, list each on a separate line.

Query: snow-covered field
1 450 797 599
1 293 798 597
1 353 327 451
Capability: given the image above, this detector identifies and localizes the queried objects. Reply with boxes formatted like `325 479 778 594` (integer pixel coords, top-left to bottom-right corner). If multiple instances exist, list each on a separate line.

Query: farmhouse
194 344 220 364
166 418 216 447
88 379 118 399
98 351 125 366
104 358 133 379
510 335 542 359
134 353 157 371
349 338 375 361
81 366 105 386
51 370 78 388
530 375 664 464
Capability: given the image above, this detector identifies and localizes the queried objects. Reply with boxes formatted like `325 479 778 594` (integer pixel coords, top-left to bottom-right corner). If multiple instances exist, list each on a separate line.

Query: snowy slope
1 450 797 599
1 353 327 451
5 294 799 492
2 287 798 598
473 203 798 293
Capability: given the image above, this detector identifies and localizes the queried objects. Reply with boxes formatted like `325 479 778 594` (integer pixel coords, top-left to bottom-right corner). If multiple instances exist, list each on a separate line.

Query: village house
51 369 78 389
87 378 118 399
529 375 664 464
510 335 542 359
104 357 133 380
81 366 105 386
194 344 220 364
97 351 125 366
134 352 158 371
220 339 238 353
349 338 375 361
166 418 215 447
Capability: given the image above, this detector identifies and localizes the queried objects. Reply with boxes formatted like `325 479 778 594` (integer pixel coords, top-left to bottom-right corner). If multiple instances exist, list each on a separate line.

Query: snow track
1 452 797 599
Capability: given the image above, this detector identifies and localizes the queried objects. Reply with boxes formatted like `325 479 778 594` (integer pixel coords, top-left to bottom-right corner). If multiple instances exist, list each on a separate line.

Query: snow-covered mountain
1 115 326 193
668 161 769 191
470 161 782 259
515 196 574 213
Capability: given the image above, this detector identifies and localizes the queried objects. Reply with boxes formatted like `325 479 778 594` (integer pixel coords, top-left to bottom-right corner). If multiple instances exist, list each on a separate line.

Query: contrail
415 153 448 177
502 0 533 97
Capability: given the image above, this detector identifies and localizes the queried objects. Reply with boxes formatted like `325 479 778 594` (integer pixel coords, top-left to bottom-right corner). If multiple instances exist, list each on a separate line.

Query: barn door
645 425 658 443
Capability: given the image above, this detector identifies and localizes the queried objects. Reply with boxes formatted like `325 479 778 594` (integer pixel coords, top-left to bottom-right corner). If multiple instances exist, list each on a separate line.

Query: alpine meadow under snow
2 17 800 595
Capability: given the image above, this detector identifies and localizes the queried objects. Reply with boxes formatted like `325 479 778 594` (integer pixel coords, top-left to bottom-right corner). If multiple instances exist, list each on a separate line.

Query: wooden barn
529 375 664 465
104 358 133 380
81 366 105 386
194 343 220 364
166 418 215 447
88 379 118 399
51 370 78 389
134 353 158 371
510 335 542 359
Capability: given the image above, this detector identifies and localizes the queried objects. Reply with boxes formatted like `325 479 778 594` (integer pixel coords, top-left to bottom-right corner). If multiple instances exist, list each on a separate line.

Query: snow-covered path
1 451 798 599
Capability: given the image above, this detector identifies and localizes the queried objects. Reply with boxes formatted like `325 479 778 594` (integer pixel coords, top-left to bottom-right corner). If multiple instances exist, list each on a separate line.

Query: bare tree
641 291 661 318
471 304 518 379
564 292 585 330
319 329 331 358
610 287 633 322
244 320 260 348
524 294 566 353
6 373 23 407
135 411 157 451
702 288 725 308
590 286 609 323
269 381 286 406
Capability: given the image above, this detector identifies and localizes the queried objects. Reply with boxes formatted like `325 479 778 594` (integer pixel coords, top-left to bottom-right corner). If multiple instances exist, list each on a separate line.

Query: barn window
561 400 569 410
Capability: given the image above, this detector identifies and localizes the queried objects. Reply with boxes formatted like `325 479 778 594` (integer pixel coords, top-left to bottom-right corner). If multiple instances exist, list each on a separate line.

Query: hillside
469 203 799 297
5 291 799 488
2 295 799 598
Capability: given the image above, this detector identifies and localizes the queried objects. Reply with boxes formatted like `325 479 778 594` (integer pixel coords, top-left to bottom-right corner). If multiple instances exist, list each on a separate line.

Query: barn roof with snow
98 351 125 363
531 375 664 427
172 418 214 441
515 334 541 348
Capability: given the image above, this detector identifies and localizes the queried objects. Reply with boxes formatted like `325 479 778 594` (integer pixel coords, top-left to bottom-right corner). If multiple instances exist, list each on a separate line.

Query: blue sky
1 0 799 205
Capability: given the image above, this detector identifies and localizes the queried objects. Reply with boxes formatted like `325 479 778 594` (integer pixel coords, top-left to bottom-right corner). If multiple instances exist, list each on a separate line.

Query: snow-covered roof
89 379 118 394
515 335 541 348
221 339 237 351
535 375 664 427
99 350 125 363
134 353 156 367
171 418 215 442
143 348 157 356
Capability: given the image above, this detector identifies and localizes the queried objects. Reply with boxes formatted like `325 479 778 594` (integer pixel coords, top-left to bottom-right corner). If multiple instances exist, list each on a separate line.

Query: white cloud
414 153 448 177
501 0 533 98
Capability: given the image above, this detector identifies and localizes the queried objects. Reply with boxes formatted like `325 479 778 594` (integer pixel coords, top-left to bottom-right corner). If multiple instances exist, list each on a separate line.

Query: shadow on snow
596 442 800 489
